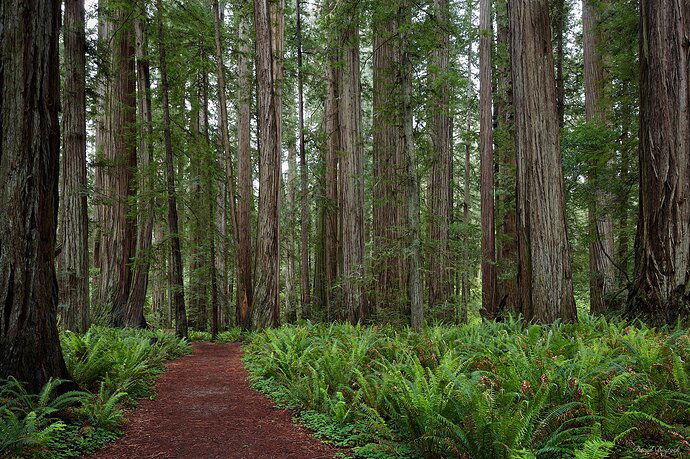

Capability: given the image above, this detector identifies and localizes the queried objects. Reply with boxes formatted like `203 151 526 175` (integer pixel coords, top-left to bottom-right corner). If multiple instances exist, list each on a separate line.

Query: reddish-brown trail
91 342 338 459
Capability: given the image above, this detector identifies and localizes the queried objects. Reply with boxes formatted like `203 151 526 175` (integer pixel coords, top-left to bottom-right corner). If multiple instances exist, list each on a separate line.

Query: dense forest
0 0 688 457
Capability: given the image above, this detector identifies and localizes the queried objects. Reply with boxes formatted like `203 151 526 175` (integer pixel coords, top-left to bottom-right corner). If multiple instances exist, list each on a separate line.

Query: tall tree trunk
462 122 471 324
509 0 576 323
373 5 405 317
124 15 154 329
152 219 168 326
59 0 90 333
495 0 518 315
97 0 138 327
286 137 299 321
0 0 70 392
324 1 340 319
479 0 497 318
627 0 689 325
553 0 565 128
296 0 311 314
428 0 452 311
235 14 253 330
252 0 283 328
399 3 422 331
583 0 615 315
157 0 187 338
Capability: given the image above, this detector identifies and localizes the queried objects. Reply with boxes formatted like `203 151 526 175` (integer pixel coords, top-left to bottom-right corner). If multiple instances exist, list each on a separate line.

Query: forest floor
90 342 339 459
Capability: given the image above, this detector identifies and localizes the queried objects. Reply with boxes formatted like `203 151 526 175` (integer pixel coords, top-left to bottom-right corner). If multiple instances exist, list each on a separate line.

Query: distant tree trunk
0 0 70 392
124 15 154 329
479 0 497 318
59 0 90 333
428 0 452 311
495 0 518 315
399 3 423 331
616 96 632 287
324 3 340 319
252 0 283 328
97 0 138 327
338 1 365 325
462 122 471 324
583 0 615 315
235 14 253 330
286 138 299 321
157 0 187 338
296 0 311 315
509 0 576 323
627 0 689 325
152 220 168 325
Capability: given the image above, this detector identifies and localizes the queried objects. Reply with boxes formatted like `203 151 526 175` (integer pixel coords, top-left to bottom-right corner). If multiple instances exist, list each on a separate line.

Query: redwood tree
509 0 576 323
59 0 90 332
0 0 71 392
627 0 689 325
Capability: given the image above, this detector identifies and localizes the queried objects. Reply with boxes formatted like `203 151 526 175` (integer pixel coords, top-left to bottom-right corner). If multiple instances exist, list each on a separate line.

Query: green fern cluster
187 328 243 343
244 315 690 458
1 327 190 458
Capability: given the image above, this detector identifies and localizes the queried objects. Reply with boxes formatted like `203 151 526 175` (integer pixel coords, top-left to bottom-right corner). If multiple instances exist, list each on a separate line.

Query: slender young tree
509 0 576 323
583 0 615 315
0 0 71 392
627 0 689 325
252 0 283 328
157 0 187 338
296 0 311 313
479 0 496 318
235 13 253 329
59 0 90 332
124 15 154 329
428 0 452 311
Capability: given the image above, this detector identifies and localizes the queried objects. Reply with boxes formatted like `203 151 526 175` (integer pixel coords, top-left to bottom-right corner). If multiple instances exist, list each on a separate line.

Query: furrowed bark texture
252 0 283 328
59 0 90 333
0 0 71 392
627 0 690 325
509 0 577 323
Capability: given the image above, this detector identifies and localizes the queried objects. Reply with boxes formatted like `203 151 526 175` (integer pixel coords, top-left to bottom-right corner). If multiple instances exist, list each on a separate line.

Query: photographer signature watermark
634 446 683 456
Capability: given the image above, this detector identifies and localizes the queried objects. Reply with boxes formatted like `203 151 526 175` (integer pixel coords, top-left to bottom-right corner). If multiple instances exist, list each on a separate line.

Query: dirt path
91 342 338 459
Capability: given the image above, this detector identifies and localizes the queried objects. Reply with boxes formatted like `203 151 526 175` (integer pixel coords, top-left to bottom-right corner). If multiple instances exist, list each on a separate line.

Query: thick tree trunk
479 0 497 318
428 0 452 311
583 0 615 315
373 6 406 317
235 14 253 330
338 2 365 325
0 0 70 392
495 0 518 315
627 0 689 325
157 0 187 338
509 0 576 323
97 0 138 327
252 0 283 328
59 0 90 333
124 16 154 329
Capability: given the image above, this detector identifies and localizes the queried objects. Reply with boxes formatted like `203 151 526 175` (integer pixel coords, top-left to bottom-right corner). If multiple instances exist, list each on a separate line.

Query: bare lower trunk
252 0 283 328
428 0 452 311
627 0 690 325
235 14 253 329
0 0 70 392
124 15 154 329
583 0 615 315
59 0 90 333
479 0 497 318
157 0 187 338
509 0 576 323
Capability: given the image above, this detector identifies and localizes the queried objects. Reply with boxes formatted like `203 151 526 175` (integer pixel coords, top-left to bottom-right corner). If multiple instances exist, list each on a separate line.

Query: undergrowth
187 328 243 343
244 315 690 458
1 327 190 458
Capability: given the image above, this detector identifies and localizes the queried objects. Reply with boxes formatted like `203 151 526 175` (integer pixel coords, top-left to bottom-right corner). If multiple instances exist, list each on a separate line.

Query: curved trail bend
92 342 337 459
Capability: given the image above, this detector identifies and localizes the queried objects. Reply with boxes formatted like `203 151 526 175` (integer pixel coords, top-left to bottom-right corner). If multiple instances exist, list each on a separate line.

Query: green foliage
1 327 189 458
244 316 690 458
187 328 243 343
